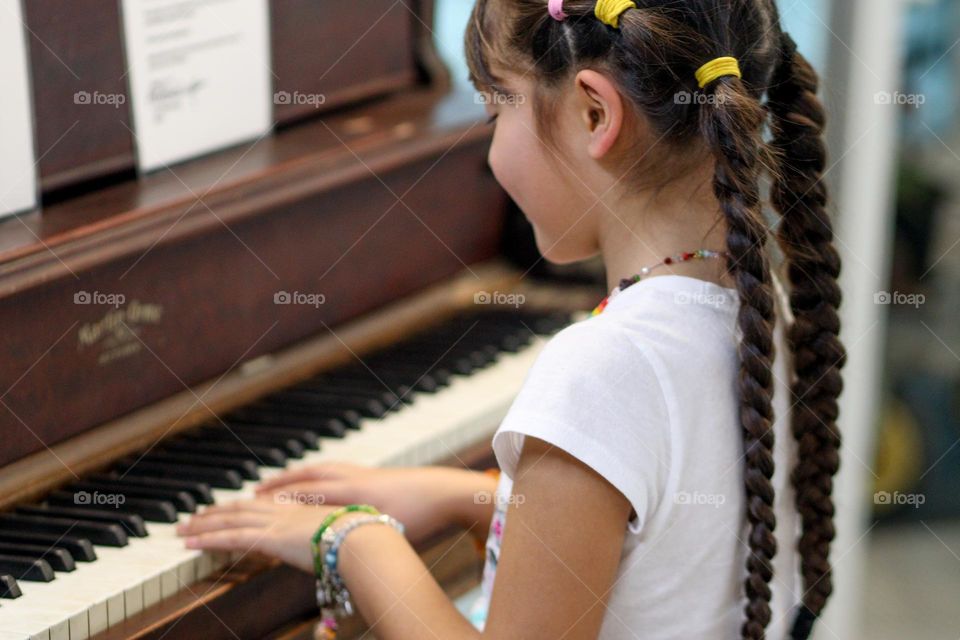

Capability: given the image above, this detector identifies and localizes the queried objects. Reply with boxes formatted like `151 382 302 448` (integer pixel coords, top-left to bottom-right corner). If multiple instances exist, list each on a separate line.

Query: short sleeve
492 318 672 535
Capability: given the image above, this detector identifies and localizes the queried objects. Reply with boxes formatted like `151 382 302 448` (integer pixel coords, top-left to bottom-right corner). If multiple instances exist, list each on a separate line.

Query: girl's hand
174 496 338 573
253 462 497 542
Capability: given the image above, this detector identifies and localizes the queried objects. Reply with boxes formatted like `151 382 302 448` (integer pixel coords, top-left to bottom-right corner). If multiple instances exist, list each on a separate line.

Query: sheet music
120 0 272 172
0 0 38 218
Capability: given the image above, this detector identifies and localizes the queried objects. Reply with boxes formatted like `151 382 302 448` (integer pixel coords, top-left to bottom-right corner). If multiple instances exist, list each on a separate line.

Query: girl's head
467 2 846 639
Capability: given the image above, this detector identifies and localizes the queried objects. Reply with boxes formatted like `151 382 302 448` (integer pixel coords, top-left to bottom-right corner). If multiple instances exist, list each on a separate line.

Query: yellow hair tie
594 0 636 29
695 56 742 88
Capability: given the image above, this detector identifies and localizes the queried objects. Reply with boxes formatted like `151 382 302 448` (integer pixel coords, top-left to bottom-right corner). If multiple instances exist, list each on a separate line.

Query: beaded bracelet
311 504 380 578
314 513 405 639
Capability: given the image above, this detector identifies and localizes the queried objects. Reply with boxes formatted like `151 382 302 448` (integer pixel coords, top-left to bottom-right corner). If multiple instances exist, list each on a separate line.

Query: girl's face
483 76 602 265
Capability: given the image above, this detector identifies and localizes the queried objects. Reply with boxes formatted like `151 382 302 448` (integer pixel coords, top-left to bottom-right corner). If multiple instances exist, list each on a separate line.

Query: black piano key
265 390 388 418
186 428 306 458
135 451 260 481
17 505 147 538
242 402 364 429
0 573 21 598
218 423 320 450
0 555 55 582
162 439 289 467
226 409 349 436
115 461 244 490
0 532 96 562
433 322 532 351
521 311 572 334
91 472 215 505
372 350 473 375
364 362 454 386
284 385 401 418
398 338 499 365
370 347 485 376
0 543 75 572
292 380 404 408
0 514 127 547
324 372 416 399
337 367 442 396
70 480 198 512
46 490 178 523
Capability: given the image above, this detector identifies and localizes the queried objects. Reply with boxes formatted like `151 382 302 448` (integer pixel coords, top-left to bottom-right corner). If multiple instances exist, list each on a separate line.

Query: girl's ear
574 70 625 160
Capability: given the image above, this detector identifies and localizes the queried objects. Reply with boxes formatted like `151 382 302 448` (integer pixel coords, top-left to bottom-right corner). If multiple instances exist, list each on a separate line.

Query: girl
175 0 846 638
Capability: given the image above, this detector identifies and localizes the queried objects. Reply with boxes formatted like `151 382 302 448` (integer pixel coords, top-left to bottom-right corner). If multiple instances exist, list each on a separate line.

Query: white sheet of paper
0 0 38 218
121 0 272 172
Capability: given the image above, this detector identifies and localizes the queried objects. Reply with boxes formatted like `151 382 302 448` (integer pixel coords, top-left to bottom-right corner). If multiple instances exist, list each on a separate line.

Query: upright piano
0 2 601 638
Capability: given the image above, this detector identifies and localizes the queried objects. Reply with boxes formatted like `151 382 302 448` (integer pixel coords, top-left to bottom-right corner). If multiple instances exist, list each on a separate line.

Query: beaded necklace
591 249 730 316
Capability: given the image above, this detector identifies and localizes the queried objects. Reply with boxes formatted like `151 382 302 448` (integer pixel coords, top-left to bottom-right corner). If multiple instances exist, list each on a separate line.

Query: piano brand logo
76 300 164 365
274 291 326 308
74 290 126 308
73 90 126 109
274 91 327 109
474 291 525 308
74 490 126 509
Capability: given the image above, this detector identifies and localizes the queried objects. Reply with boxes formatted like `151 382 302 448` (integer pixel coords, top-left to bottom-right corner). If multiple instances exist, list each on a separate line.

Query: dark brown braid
699 64 780 640
465 2 843 638
767 29 846 640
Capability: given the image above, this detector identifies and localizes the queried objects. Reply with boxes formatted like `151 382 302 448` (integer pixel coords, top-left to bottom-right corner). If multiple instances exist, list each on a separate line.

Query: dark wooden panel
0 135 505 469
271 0 418 122
25 0 134 192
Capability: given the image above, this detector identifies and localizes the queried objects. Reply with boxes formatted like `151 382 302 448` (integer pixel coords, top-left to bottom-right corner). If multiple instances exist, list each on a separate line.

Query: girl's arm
338 436 632 639
176 439 631 638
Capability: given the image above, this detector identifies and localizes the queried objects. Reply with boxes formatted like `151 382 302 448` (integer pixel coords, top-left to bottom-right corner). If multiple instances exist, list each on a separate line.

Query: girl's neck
596 178 736 293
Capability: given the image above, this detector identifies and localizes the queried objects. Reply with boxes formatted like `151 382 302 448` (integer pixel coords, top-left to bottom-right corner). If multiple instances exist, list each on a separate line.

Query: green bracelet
311 504 379 577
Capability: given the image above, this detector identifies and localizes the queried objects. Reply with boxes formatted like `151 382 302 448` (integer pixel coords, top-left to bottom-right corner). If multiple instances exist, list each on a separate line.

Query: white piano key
0 329 556 638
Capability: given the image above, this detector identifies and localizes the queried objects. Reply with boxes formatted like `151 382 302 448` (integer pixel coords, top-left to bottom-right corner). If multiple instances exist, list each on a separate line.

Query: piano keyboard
0 309 575 640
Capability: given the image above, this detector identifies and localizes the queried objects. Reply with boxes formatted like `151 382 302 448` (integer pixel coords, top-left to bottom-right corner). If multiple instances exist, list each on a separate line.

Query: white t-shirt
469 274 802 639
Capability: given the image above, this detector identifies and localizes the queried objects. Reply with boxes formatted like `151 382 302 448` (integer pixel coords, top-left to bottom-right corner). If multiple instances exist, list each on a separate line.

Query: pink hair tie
548 0 567 21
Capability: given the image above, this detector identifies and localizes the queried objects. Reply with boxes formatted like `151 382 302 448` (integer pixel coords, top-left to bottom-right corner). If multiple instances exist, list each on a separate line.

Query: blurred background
435 0 960 638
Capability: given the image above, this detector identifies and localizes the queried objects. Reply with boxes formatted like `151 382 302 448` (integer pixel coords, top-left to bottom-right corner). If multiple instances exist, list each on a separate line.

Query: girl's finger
176 511 271 536
183 527 265 551
259 481 349 505
195 498 276 515
255 467 333 492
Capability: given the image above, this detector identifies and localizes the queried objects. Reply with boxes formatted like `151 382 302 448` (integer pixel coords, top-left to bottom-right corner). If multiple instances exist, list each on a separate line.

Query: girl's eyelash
486 114 498 125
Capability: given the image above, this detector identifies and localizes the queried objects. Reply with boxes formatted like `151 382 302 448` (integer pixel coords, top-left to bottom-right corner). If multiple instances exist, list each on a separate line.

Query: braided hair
465 2 845 639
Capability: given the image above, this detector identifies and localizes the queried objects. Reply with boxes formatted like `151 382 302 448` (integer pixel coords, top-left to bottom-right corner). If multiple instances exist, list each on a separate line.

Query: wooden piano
0 2 601 638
